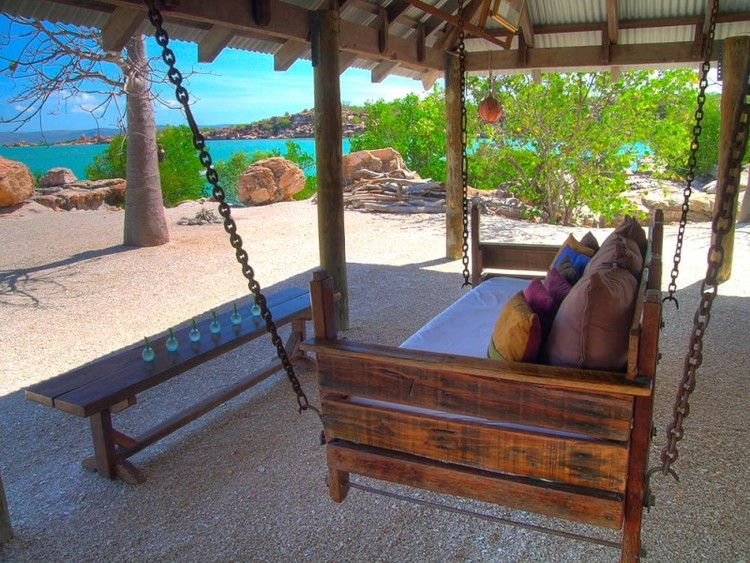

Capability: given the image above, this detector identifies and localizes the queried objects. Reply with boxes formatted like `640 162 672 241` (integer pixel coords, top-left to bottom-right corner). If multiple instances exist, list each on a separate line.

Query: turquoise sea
0 137 351 180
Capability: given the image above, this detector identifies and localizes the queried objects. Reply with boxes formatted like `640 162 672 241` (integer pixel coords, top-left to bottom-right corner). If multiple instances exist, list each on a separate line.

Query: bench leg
288 318 314 368
86 410 117 479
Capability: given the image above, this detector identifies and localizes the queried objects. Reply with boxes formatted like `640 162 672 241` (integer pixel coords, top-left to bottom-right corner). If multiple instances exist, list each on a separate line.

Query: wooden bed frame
302 209 664 563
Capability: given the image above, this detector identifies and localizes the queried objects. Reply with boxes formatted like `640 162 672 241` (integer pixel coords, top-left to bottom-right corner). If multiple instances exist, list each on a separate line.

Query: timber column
713 35 750 283
0 470 11 545
445 53 463 259
312 7 349 330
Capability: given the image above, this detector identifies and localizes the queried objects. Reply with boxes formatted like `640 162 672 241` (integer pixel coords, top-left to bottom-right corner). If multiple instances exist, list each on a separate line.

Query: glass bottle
189 318 201 343
166 328 179 352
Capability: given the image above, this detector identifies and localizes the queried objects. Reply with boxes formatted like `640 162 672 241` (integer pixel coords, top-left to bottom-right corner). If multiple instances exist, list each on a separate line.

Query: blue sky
0 15 429 133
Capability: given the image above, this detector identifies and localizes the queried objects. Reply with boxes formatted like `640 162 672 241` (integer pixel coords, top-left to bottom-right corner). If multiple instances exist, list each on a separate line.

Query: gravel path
0 201 748 562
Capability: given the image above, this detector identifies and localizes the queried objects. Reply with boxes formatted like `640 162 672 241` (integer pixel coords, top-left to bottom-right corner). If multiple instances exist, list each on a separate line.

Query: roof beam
339 51 358 74
101 6 144 53
198 25 234 63
519 1 534 48
274 39 308 71
606 0 619 45
472 41 711 73
371 60 399 83
91 0 447 72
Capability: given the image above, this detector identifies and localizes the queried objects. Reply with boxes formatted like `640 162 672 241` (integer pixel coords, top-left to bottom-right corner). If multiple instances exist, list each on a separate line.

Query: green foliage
86 125 204 207
87 135 127 180
466 70 698 225
350 88 451 181
693 93 721 177
157 125 205 205
214 151 251 204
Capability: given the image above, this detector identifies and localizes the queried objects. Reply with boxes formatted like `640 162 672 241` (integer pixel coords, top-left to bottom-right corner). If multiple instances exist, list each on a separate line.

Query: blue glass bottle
230 303 242 326
209 310 221 334
141 336 156 362
166 328 179 352
189 318 201 343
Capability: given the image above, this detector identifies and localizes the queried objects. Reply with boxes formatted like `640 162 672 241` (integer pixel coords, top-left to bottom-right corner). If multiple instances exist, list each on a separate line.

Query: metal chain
659 58 750 476
664 0 719 307
457 0 471 288
143 0 316 416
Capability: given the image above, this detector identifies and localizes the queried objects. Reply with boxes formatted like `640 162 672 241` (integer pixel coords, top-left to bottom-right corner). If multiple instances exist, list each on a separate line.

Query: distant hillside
204 108 366 140
1 107 367 147
0 128 120 146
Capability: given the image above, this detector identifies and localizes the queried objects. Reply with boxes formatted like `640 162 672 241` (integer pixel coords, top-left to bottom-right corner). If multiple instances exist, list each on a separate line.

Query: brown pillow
613 217 647 258
544 265 638 371
585 233 643 278
579 231 600 253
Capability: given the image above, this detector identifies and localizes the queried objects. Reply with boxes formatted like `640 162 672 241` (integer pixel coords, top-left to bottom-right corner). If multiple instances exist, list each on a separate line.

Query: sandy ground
0 200 748 562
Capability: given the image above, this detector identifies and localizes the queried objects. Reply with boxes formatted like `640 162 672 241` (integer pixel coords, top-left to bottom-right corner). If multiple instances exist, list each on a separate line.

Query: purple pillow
523 279 557 337
544 267 573 306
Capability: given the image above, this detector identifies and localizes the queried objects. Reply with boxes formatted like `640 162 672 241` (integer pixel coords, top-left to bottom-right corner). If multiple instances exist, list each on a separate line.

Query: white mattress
400 276 532 359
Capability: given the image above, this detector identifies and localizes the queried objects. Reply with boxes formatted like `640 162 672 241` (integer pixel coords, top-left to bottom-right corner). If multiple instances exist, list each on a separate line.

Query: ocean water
0 137 351 180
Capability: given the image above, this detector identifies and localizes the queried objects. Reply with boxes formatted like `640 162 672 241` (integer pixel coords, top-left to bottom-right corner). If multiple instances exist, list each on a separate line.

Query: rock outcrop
237 157 305 206
34 179 126 211
342 148 412 186
40 167 78 188
0 157 34 208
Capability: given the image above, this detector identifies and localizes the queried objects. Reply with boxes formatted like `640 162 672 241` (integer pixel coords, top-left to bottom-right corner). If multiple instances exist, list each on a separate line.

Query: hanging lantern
479 94 504 124
478 66 504 124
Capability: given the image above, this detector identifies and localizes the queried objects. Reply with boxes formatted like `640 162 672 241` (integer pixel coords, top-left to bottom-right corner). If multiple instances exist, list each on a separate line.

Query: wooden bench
26 287 311 483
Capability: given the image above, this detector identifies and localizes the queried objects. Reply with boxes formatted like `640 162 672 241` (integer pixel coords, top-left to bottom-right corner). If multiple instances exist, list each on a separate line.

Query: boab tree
0 16 169 247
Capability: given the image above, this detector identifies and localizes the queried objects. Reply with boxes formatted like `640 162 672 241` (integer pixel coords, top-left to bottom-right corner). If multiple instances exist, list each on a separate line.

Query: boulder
236 157 304 206
40 167 77 188
342 148 412 186
0 156 34 208
33 179 126 211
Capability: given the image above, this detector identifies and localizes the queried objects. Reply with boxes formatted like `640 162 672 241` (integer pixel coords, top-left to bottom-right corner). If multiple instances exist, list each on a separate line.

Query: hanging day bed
302 206 664 563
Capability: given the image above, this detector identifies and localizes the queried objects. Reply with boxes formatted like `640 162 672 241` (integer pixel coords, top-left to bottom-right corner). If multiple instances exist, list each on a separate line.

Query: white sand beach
0 200 748 562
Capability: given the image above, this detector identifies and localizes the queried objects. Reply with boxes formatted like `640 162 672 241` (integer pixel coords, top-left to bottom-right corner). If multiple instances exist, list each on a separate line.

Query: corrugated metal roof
1 0 749 80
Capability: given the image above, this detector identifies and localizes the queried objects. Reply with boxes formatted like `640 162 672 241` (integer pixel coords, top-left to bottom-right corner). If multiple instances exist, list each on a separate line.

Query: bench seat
26 287 311 483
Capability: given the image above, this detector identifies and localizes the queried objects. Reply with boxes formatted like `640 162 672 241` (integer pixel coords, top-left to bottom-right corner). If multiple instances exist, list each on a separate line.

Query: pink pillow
523 279 557 336
543 268 573 306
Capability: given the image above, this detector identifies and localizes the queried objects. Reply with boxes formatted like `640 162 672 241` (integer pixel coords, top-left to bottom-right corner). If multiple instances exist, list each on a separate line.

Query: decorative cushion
544 265 638 371
613 217 648 258
523 279 557 337
586 233 643 278
551 234 596 269
554 246 592 281
579 231 600 253
544 267 573 306
488 292 542 363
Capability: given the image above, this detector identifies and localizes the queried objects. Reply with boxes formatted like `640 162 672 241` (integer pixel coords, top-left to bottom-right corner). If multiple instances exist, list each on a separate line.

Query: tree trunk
123 35 169 247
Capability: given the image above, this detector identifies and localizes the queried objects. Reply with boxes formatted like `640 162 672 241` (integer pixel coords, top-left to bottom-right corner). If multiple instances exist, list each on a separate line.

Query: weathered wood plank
328 442 624 529
322 397 631 493
26 287 308 409
0 470 12 545
302 339 652 397
479 242 560 274
317 354 634 441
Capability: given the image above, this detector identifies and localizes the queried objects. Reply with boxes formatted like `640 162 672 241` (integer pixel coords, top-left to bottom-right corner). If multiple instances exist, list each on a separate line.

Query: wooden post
445 52 463 260
0 470 12 545
713 36 750 283
312 8 349 330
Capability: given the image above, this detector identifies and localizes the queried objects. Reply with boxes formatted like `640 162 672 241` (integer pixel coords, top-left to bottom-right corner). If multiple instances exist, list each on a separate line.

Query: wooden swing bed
303 206 664 562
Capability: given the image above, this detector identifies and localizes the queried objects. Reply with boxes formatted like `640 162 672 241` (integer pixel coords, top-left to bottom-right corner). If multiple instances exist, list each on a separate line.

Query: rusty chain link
664 0 719 307
457 0 471 288
658 56 750 478
144 0 317 417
